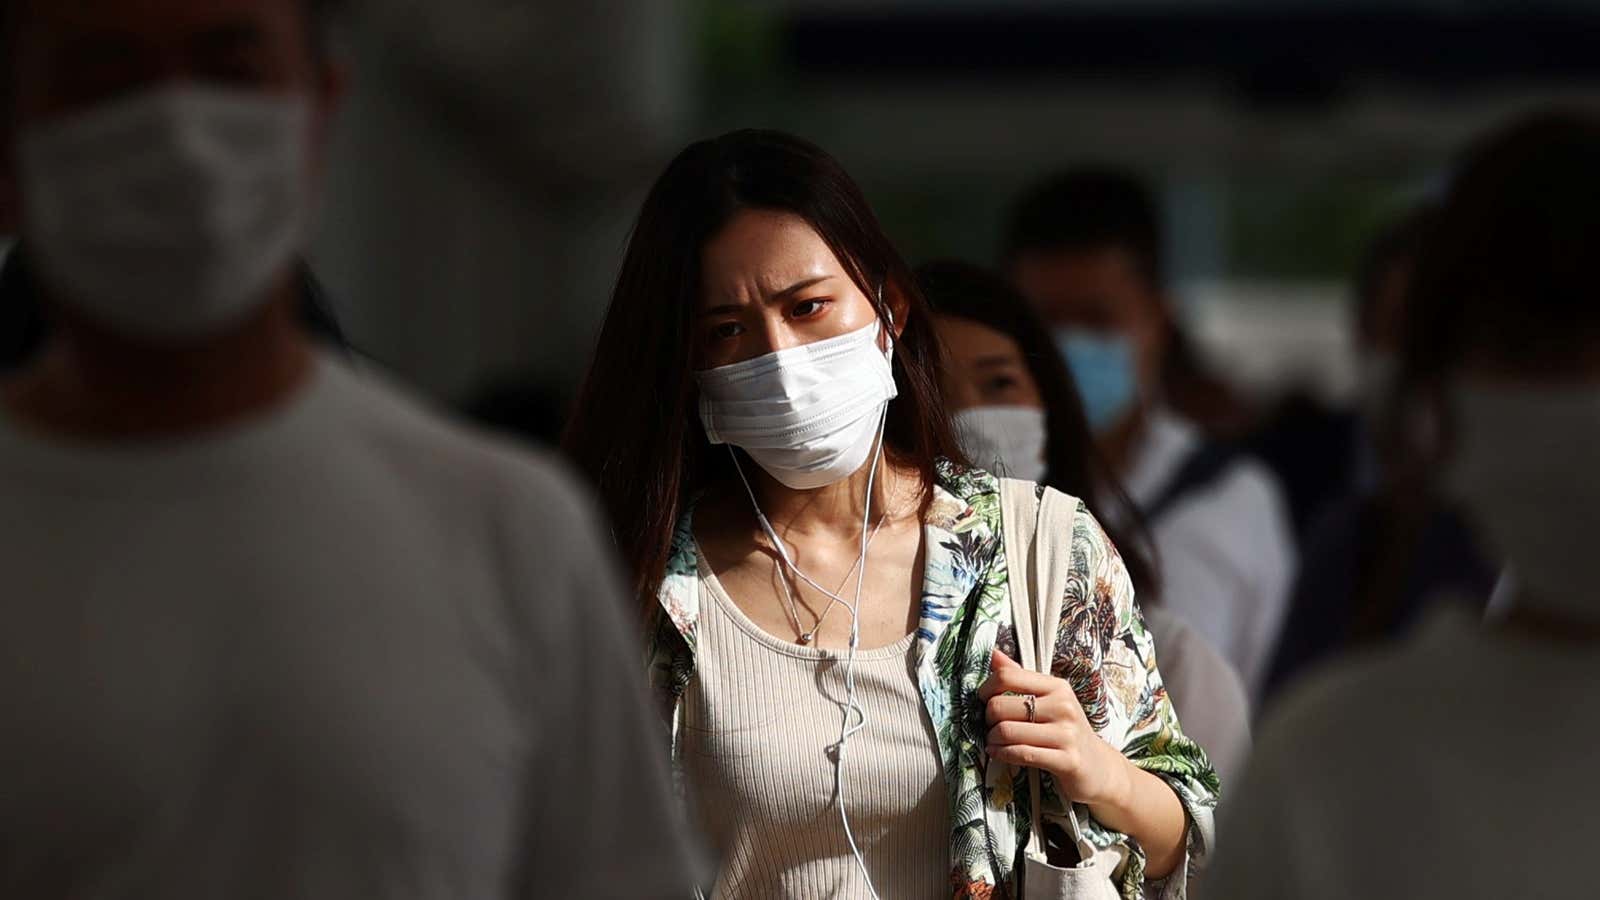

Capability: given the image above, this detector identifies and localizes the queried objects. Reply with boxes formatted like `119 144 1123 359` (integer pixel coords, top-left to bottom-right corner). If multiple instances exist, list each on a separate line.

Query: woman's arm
981 650 1188 878
1090 754 1188 878
983 498 1218 894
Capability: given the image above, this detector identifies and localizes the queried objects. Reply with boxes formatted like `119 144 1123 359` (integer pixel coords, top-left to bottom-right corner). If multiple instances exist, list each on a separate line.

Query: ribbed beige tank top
680 553 949 899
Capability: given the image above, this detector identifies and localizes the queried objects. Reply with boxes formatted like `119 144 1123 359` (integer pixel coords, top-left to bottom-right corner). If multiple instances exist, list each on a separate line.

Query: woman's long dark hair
916 259 1161 601
563 130 966 610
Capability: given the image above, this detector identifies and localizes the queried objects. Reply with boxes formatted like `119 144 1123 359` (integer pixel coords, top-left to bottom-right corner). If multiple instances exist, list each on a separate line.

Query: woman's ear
883 281 911 341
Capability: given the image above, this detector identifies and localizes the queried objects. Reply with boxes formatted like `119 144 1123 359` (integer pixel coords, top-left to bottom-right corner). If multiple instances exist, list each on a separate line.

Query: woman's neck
746 454 922 543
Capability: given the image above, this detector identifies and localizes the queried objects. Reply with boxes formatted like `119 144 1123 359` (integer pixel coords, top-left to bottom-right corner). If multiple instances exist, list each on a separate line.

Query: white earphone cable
726 297 896 898
727 402 890 900
835 403 890 897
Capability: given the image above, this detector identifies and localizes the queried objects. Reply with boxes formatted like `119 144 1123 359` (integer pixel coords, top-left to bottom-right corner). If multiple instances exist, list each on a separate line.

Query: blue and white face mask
1055 329 1138 433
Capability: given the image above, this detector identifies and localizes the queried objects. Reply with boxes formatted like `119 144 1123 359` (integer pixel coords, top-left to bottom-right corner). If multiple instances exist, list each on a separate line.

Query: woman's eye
792 298 830 318
711 321 744 341
984 375 1019 394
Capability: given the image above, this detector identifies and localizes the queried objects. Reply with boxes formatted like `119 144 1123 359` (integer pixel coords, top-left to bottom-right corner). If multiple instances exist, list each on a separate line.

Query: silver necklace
771 514 888 645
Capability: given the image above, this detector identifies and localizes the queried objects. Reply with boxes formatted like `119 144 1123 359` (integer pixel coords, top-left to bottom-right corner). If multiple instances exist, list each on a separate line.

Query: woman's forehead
936 314 1022 362
700 210 848 297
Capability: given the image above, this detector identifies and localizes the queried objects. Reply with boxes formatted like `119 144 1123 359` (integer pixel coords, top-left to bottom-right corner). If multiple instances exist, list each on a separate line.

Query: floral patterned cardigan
646 462 1219 899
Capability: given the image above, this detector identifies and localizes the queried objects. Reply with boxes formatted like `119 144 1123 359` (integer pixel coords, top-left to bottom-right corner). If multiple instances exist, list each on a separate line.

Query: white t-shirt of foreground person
0 352 700 899
1208 604 1600 900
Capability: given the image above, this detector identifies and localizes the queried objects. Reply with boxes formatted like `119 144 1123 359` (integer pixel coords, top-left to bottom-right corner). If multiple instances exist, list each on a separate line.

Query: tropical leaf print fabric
1037 492 1220 899
646 461 1217 899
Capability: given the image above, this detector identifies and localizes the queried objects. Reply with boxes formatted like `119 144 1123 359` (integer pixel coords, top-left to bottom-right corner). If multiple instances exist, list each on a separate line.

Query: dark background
303 0 1600 421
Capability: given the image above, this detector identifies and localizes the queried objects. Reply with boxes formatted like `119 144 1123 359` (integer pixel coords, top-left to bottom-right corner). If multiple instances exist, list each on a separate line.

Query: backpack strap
1142 441 1240 525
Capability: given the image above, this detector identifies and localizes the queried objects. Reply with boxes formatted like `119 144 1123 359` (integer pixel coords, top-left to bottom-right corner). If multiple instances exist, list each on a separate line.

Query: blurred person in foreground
0 1 697 897
1261 208 1497 703
1211 109 1600 900
1004 169 1295 701
0 2 347 369
920 259 1251 793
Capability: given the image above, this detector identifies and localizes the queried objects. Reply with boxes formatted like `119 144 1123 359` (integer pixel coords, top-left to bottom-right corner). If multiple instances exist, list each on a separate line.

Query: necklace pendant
797 633 815 645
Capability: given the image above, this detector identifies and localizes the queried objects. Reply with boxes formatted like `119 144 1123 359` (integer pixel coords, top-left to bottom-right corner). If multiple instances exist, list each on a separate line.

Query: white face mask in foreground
17 85 313 341
954 405 1048 483
696 319 898 490
1448 381 1600 619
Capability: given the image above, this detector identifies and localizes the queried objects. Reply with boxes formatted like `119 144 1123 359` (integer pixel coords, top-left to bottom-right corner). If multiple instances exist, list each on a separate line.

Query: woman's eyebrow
769 275 834 300
699 275 836 318
973 354 1020 368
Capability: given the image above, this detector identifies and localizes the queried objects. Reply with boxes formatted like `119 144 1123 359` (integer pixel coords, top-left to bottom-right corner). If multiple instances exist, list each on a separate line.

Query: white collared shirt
1111 409 1296 702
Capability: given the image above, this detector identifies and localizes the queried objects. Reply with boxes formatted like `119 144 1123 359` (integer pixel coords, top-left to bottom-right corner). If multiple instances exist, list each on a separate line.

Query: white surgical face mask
697 320 897 490
953 405 1047 483
16 85 312 340
1447 382 1600 619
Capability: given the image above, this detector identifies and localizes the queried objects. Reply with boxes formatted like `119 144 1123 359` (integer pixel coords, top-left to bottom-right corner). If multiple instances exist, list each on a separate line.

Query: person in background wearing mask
0 1 698 897
1003 168 1295 702
1212 110 1600 900
564 130 1216 900
919 258 1251 797
1261 208 1497 703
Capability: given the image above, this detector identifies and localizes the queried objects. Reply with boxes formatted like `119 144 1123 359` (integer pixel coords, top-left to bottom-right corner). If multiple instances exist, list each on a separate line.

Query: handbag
997 478 1128 900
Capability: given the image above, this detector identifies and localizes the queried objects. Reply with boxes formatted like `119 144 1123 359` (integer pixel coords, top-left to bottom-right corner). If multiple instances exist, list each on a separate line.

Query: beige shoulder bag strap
998 478 1124 899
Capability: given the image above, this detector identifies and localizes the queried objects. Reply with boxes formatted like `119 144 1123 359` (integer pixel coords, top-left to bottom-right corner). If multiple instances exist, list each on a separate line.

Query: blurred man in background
1004 167 1295 700
0 1 697 896
1245 204 1433 544
1262 206 1497 703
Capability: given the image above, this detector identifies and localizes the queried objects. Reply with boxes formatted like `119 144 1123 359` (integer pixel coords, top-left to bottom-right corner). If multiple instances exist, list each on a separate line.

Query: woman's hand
980 647 1189 880
978 648 1131 810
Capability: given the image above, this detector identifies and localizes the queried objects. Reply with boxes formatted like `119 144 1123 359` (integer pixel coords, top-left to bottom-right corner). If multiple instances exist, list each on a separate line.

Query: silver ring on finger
1023 693 1037 724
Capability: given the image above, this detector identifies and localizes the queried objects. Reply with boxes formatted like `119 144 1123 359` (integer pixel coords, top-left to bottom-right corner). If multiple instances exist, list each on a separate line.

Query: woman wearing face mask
1210 111 1600 900
564 130 1216 900
919 259 1251 795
